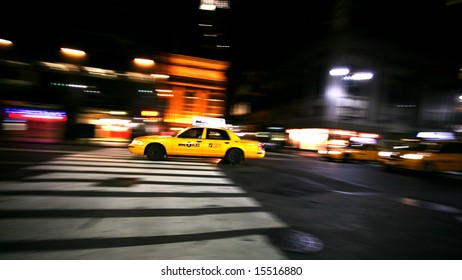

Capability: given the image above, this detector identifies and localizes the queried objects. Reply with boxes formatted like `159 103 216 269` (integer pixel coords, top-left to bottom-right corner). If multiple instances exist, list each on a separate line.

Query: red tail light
258 142 264 150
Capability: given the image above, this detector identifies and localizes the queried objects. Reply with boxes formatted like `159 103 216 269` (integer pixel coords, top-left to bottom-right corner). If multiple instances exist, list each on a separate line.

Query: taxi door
170 127 204 156
201 128 232 157
362 144 380 161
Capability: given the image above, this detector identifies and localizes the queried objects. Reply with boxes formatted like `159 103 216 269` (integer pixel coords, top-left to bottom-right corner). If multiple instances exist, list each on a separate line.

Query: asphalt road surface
1 142 461 259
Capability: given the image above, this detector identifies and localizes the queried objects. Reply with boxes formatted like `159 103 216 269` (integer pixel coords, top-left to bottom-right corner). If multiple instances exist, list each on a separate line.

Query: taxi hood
136 135 172 141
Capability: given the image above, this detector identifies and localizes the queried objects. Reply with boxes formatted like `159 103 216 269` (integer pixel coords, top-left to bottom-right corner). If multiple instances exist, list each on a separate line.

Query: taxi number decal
178 143 200 148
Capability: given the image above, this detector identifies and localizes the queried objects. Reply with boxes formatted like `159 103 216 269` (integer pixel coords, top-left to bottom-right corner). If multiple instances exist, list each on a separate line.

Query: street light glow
60 48 86 57
0 38 13 46
329 68 350 76
200 4 216 10
134 58 155 67
151 74 170 79
344 72 374 80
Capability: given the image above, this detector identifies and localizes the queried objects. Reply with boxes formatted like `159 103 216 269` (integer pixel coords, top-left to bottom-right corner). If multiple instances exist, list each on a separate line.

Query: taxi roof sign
192 116 226 127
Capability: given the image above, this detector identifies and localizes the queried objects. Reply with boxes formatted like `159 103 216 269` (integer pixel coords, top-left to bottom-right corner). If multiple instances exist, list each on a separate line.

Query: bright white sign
192 116 226 127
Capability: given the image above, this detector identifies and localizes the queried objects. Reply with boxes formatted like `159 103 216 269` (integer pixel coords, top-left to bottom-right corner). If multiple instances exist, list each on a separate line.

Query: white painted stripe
0 212 285 242
77 148 129 154
63 154 138 159
25 165 224 176
34 160 219 170
57 156 215 166
131 184 244 193
0 234 287 260
25 172 234 184
0 196 260 210
0 182 245 193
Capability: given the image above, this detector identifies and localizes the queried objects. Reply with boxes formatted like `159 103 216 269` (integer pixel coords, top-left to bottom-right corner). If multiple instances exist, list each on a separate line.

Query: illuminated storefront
286 128 380 151
2 106 67 142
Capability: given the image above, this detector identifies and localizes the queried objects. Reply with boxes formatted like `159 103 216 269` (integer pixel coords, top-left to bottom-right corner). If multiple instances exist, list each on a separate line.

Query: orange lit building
152 54 230 127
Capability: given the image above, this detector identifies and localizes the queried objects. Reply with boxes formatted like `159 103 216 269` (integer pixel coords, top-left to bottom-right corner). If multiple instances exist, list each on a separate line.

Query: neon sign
5 108 67 122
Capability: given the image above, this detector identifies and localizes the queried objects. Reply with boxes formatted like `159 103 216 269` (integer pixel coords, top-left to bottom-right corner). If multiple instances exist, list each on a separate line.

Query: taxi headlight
328 150 342 155
401 153 424 160
378 151 392 158
130 139 144 146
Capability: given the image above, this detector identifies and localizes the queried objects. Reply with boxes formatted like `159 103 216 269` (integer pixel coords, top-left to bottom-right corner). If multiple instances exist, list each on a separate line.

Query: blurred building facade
0 53 229 142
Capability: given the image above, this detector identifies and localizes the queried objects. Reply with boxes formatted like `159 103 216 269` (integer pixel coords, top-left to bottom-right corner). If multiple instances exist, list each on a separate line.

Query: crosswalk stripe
0 147 288 259
0 182 245 193
39 160 219 170
0 212 285 242
25 172 234 184
25 165 225 176
0 196 262 210
57 156 217 166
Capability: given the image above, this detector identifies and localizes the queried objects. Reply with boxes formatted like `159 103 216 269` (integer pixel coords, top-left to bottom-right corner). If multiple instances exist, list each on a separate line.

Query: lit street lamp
133 58 155 67
60 47 86 57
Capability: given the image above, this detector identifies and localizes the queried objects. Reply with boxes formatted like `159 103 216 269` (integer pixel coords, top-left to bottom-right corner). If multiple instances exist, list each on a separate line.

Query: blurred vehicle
255 131 288 150
128 125 265 164
379 141 462 173
377 140 434 164
318 143 384 162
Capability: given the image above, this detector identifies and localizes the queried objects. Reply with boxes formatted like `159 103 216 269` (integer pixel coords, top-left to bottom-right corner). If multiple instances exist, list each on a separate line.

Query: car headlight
328 150 342 155
400 153 424 160
378 151 392 158
130 139 144 146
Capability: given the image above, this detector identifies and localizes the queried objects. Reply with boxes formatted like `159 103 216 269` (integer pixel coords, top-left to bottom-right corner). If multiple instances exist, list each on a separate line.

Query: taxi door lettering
178 142 200 148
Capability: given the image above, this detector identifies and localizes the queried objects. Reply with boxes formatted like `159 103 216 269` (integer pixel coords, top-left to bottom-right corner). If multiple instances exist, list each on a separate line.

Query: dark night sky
1 0 461 70
1 1 334 61
1 1 203 63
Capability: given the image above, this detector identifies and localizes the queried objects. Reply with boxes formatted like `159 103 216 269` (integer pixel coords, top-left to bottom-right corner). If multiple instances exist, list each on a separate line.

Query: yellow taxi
377 141 433 164
379 141 462 173
128 126 265 164
318 143 384 162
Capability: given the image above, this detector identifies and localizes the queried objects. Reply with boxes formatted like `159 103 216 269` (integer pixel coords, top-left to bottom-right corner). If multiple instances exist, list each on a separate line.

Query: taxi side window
206 129 230 140
178 128 204 139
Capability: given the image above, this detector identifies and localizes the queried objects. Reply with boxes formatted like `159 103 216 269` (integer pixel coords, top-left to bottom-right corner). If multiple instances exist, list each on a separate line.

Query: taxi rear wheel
225 149 243 165
146 144 166 161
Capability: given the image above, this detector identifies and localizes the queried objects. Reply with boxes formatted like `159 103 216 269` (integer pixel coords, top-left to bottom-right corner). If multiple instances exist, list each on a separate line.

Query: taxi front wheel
146 144 166 161
224 149 243 165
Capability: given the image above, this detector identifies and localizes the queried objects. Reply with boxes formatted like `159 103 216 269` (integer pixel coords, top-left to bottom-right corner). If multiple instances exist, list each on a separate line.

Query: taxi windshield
175 127 190 137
